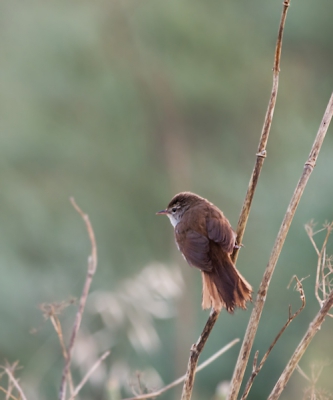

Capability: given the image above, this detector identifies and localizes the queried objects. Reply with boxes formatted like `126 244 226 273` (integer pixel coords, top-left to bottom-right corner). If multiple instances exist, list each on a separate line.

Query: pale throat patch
167 214 179 228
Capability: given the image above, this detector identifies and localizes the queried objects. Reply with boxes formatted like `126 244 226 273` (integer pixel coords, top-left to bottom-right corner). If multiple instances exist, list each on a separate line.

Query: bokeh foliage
0 0 332 399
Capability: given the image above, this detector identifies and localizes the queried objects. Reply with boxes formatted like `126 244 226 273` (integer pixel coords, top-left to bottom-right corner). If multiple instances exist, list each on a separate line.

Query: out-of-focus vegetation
0 0 332 399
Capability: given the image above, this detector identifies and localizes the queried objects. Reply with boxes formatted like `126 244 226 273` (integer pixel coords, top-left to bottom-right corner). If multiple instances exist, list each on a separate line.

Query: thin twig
122 339 239 400
304 222 321 256
268 289 333 400
50 315 68 361
1 367 28 400
232 0 290 263
298 361 331 399
5 370 14 400
59 198 98 400
68 351 111 400
296 364 311 382
228 92 333 400
240 276 306 399
306 221 333 308
179 1 291 399
0 385 19 400
180 308 220 400
50 315 75 395
135 372 145 395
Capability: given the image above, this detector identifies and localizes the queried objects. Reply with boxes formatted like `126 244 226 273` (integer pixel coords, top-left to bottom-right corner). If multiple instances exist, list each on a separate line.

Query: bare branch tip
70 197 89 220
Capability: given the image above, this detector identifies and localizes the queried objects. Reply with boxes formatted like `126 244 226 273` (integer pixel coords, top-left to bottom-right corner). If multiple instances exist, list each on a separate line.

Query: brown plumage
157 192 252 313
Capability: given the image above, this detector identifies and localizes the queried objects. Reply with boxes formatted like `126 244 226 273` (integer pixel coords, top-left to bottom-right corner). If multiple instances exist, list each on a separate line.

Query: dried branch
179 1 291 399
122 339 239 400
59 198 98 400
232 0 290 262
0 365 28 400
51 313 75 394
240 276 306 399
305 221 333 314
68 351 111 400
268 289 333 400
0 362 21 400
39 300 76 395
297 362 332 400
228 92 333 400
0 385 19 400
5 366 15 400
136 372 145 395
180 308 220 400
296 364 311 382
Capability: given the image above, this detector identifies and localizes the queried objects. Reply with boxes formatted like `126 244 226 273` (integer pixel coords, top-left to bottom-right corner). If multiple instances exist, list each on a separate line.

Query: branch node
256 150 267 158
305 160 316 169
252 351 259 372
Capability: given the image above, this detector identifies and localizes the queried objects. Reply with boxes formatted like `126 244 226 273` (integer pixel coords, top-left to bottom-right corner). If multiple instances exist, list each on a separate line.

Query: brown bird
157 192 252 313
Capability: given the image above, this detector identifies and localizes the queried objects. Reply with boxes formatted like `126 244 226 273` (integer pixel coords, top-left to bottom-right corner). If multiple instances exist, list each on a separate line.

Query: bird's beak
156 209 168 215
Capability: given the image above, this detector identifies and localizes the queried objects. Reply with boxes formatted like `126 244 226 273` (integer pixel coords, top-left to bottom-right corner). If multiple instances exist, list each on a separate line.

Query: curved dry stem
123 339 239 400
179 2 291 399
232 0 290 262
59 198 98 400
50 314 75 395
240 276 306 399
0 366 27 400
228 92 333 400
306 221 333 310
180 309 220 400
0 385 18 400
268 289 333 400
68 351 111 400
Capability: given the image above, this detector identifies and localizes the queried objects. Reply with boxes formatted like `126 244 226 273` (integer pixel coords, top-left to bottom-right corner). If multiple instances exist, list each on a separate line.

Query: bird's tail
201 254 252 313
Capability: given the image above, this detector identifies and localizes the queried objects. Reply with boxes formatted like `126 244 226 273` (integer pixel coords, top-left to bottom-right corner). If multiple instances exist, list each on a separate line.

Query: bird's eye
171 207 177 213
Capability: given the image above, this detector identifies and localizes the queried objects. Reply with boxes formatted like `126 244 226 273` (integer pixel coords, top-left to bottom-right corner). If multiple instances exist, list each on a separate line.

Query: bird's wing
206 213 236 254
176 229 213 272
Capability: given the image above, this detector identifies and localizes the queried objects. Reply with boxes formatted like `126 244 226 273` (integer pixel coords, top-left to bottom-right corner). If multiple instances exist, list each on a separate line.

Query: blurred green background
0 0 333 399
